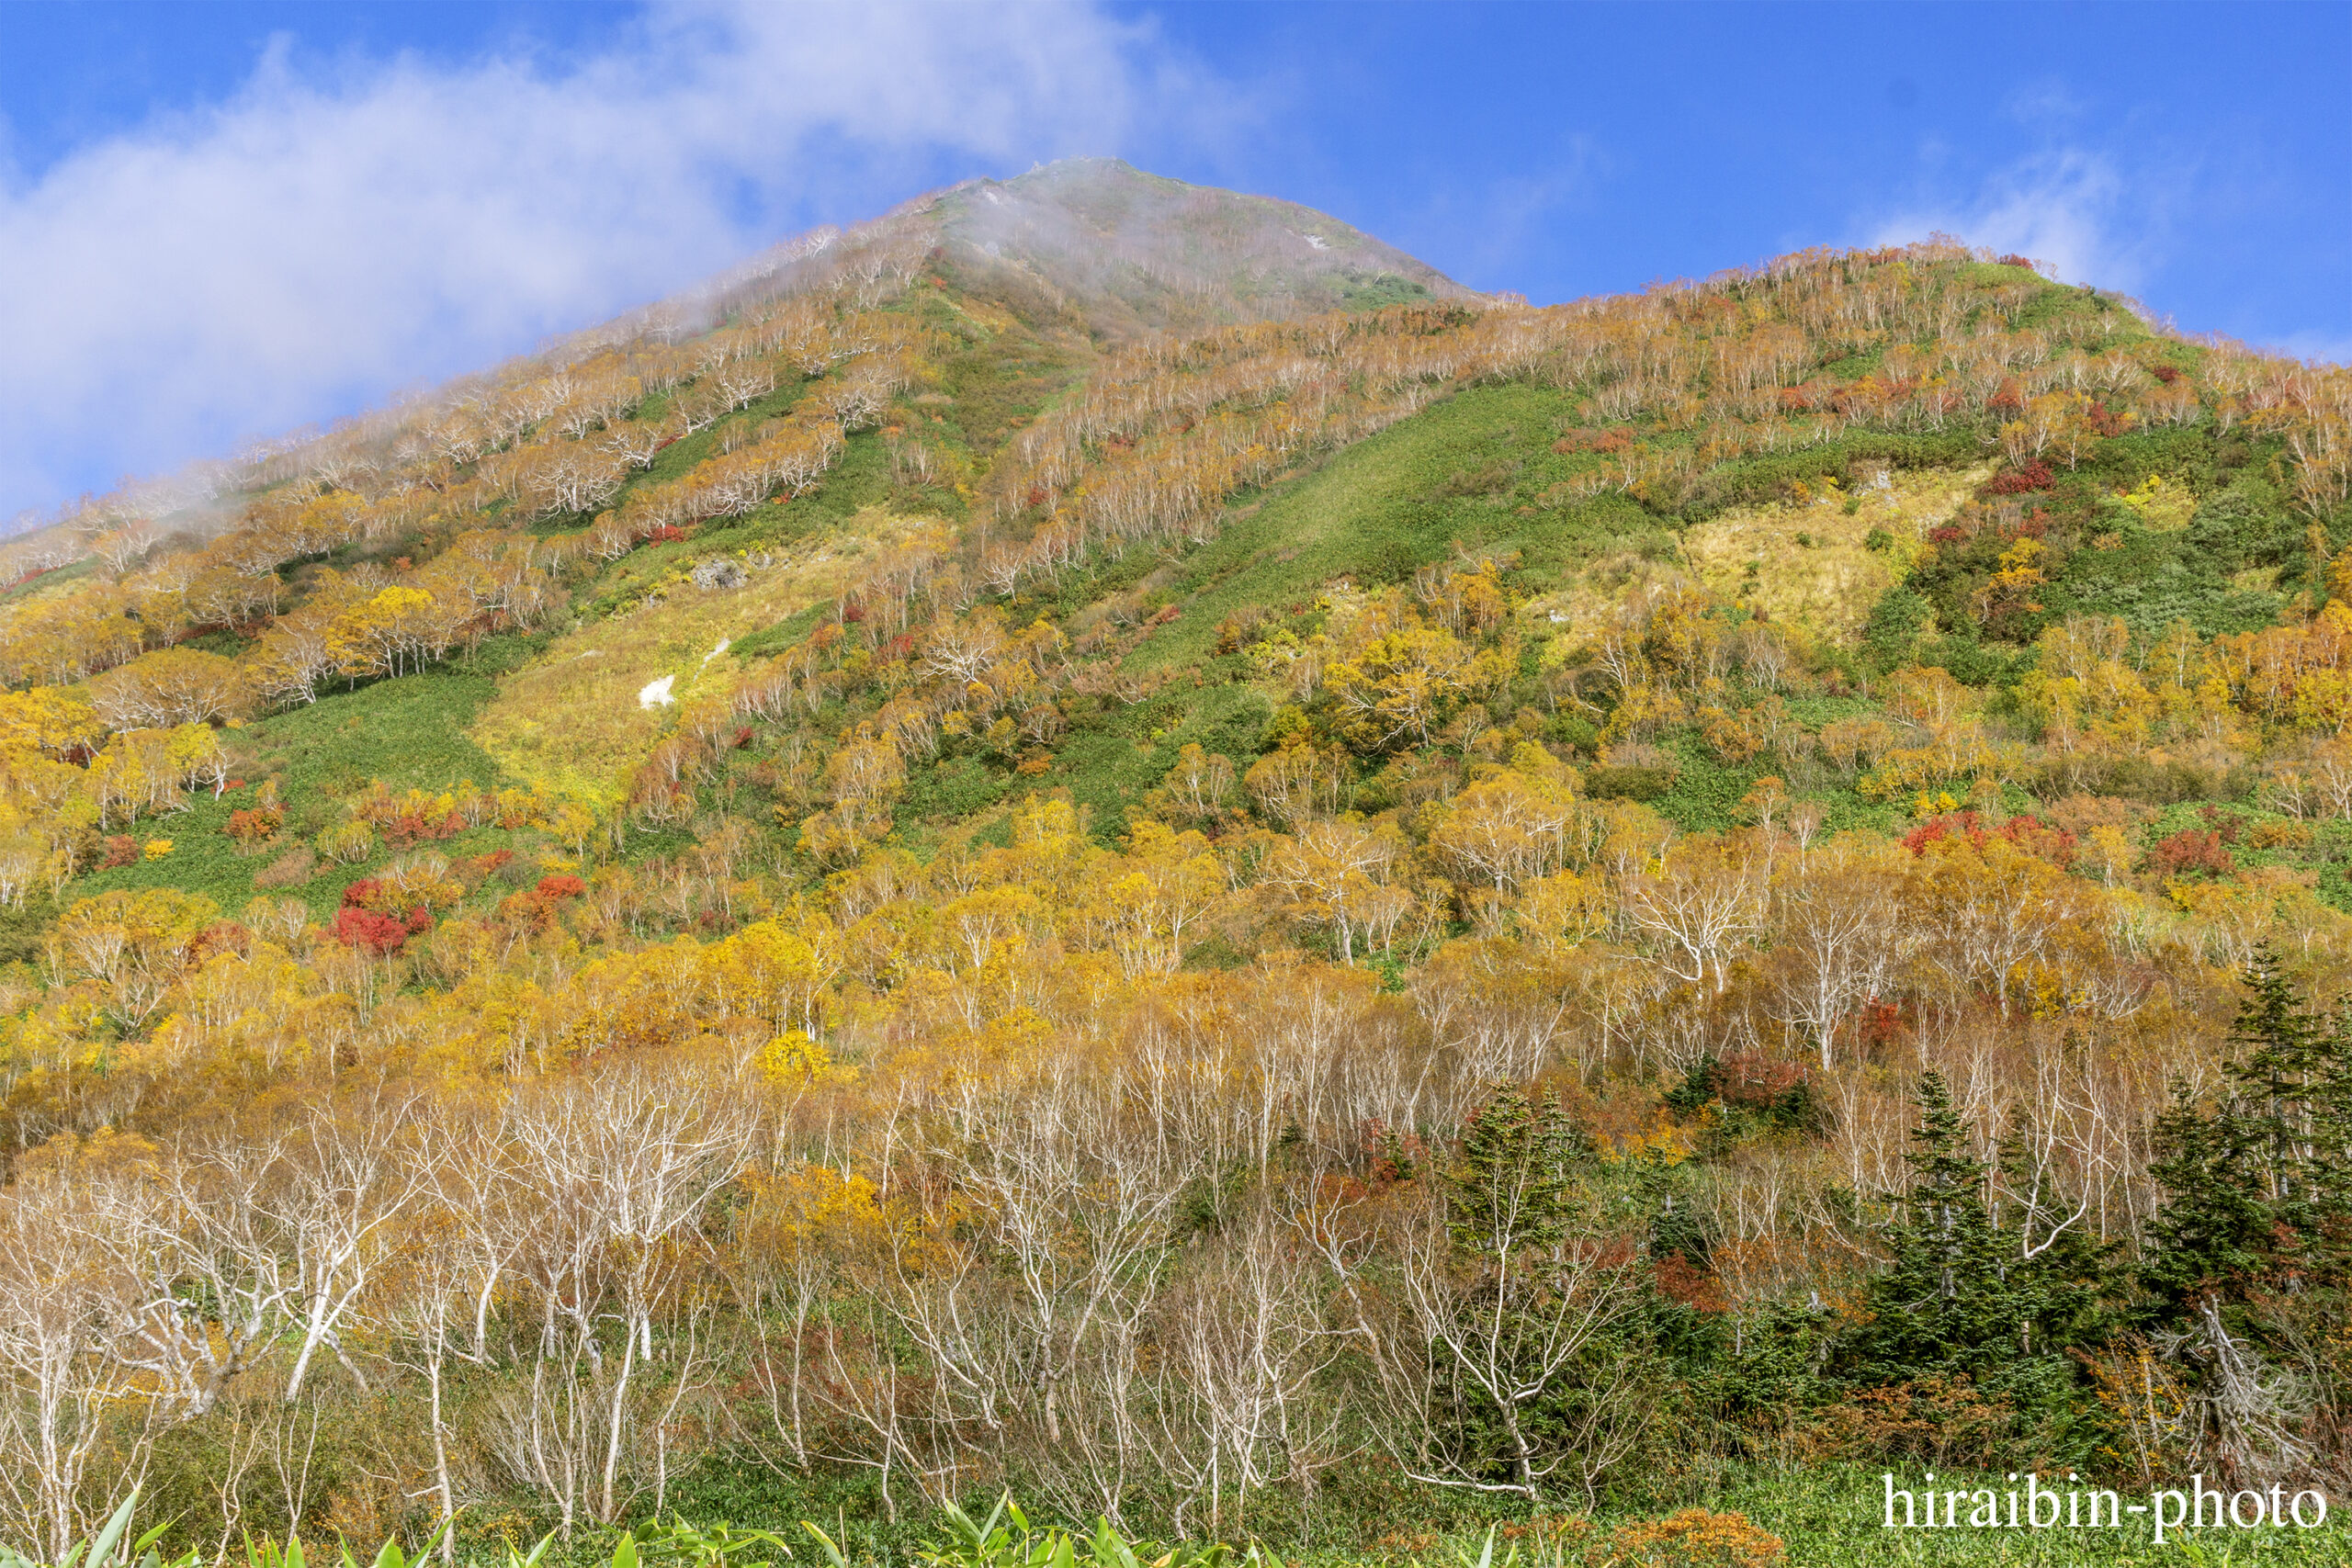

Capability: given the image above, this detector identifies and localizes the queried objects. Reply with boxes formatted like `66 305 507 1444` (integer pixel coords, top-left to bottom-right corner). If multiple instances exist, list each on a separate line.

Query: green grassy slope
76 259 2318 890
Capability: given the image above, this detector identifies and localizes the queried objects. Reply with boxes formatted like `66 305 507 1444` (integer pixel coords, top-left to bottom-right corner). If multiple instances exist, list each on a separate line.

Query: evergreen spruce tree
1447 1083 1583 1258
2312 999 2352 1245
1849 1069 2108 1449
1422 1084 1649 1503
2141 1079 2274 1314
1857 1071 2026 1381
2223 942 2324 1222
1993 1124 2109 1359
2142 945 2346 1313
2136 951 2352 1479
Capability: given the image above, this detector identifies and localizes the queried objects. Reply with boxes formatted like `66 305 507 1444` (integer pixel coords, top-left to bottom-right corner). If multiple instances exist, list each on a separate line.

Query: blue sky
0 1 2345 521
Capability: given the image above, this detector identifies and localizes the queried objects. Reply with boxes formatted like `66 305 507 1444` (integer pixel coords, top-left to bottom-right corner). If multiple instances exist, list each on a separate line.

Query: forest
0 164 2348 1564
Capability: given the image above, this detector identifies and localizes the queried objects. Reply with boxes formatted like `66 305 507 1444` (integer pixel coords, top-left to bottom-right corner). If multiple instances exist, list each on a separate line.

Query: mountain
0 163 2349 1555
676 156 1476 350
916 156 1478 332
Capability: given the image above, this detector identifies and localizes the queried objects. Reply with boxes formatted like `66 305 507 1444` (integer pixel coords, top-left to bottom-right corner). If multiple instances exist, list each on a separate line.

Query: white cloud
1867 148 2149 292
2000 77 2088 128
0 1 1215 519
1421 138 1604 295
2273 330 2352 368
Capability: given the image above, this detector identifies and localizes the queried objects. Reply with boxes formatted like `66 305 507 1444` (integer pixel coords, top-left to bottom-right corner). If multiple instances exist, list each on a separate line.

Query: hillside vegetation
0 160 2348 1562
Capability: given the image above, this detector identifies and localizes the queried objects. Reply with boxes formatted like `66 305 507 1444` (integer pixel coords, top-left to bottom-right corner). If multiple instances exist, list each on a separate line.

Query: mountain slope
3 178 2344 991
4 190 2345 982
4 168 2352 1553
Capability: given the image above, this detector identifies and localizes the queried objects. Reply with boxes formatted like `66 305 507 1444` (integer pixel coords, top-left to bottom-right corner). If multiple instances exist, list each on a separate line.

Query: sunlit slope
5 165 2352 1561
7 199 2341 938
469 537 854 810
1679 463 1994 644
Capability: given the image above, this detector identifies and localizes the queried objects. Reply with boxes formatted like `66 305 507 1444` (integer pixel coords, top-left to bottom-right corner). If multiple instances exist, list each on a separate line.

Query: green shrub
1586 763 1677 801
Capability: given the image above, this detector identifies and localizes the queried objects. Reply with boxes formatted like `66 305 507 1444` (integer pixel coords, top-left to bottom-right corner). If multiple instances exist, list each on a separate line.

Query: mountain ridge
5 157 1465 549
2 162 2351 1556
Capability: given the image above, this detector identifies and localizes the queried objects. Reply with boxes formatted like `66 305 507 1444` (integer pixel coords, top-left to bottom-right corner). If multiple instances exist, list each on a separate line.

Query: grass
727 599 834 665
2041 516 2290 640
568 434 902 625
471 533 860 807
897 677 1272 851
253 663 511 798
1336 270 1436 311
0 555 97 605
928 288 1093 456
635 380 811 490
63 662 518 919
1681 464 1992 646
899 752 1016 828
551 1460 2352 1568
475 389 974 812
1601 1463 2351 1566
1128 382 1660 673
1052 678 1269 841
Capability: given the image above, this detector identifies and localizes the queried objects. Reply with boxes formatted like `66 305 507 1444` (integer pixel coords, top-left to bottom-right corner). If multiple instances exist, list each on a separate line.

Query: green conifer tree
2142 945 2346 1312
2141 1079 2274 1314
1419 1084 1647 1503
2223 941 2324 1218
1857 1071 2019 1379
2312 998 2352 1240
1844 1073 2107 1461
1446 1082 1584 1258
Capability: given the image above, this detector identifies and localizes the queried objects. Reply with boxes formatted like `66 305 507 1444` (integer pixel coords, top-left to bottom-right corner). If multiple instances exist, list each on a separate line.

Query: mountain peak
903 156 1476 335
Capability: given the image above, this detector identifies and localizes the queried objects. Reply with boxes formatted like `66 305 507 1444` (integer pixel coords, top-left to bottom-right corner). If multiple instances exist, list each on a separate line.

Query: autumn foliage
0 199 2346 1555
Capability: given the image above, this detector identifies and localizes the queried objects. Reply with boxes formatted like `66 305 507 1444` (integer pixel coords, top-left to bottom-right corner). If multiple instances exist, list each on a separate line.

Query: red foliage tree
334 907 411 954
2144 829 2234 880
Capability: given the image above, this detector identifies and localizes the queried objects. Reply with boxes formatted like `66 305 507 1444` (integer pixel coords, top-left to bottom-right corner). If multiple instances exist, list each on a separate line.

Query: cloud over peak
0 1 1209 519
1868 147 2149 292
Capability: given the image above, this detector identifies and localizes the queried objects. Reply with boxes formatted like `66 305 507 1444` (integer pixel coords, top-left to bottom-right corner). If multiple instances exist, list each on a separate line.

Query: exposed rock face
692 557 747 592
